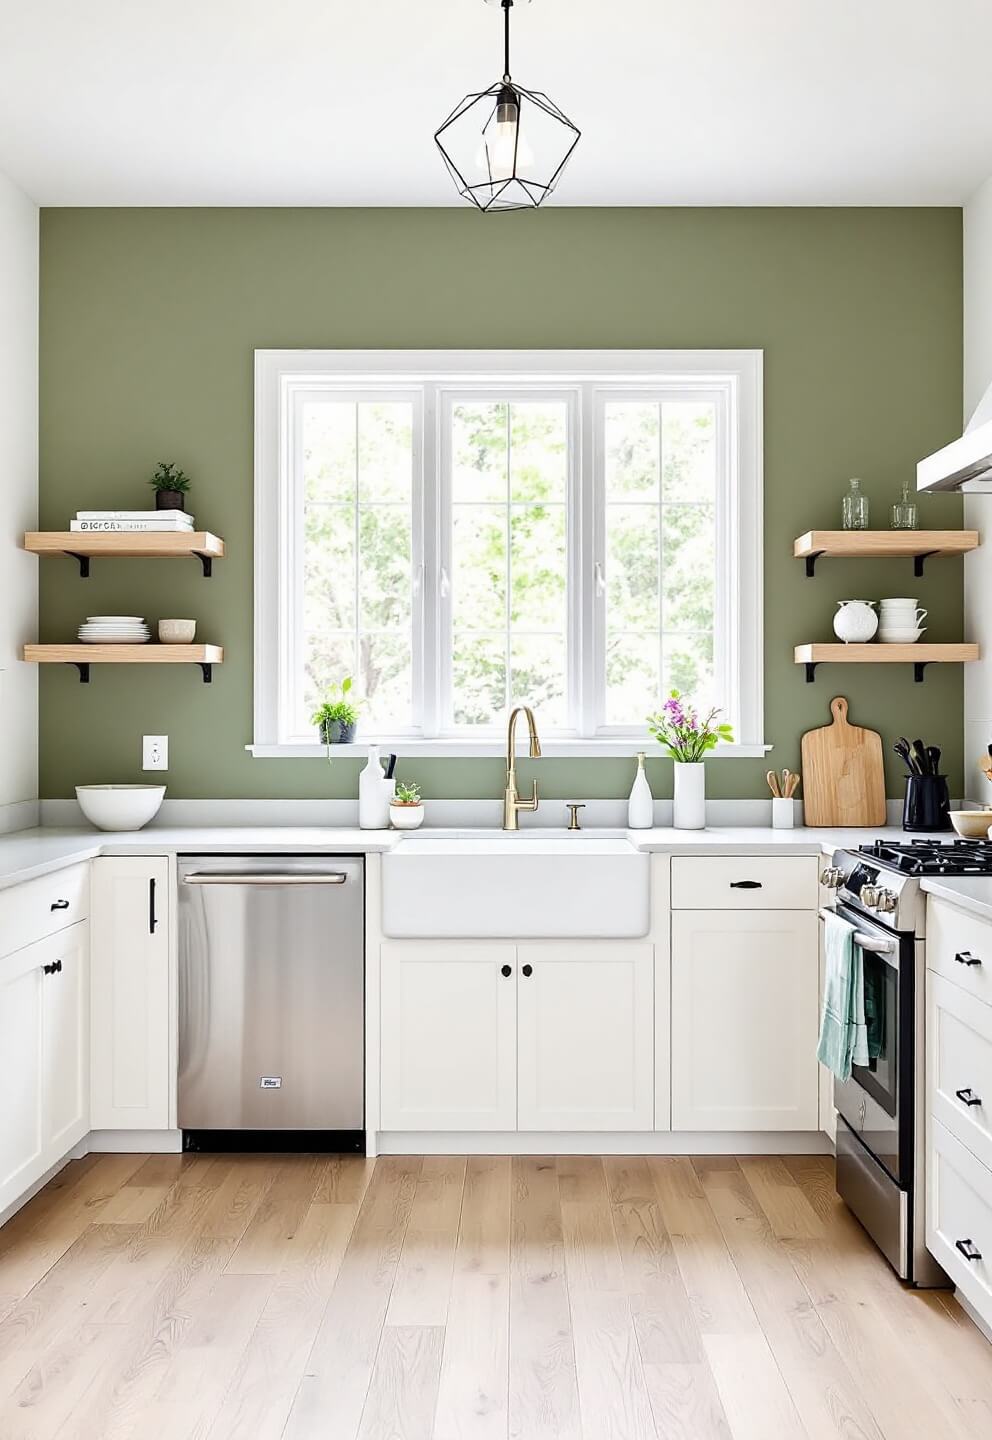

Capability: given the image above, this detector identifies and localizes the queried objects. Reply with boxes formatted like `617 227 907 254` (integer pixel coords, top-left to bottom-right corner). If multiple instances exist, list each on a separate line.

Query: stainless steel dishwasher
178 855 364 1149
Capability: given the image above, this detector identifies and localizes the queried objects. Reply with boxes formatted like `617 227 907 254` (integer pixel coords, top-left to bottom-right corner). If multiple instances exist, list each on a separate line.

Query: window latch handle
594 561 606 597
439 566 450 599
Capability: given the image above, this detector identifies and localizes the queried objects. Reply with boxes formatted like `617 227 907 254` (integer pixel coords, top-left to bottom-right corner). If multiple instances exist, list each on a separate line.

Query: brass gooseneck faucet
503 705 542 830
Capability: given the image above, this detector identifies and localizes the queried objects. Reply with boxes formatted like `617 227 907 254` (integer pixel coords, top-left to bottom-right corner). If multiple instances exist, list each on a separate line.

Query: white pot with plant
389 780 425 830
647 690 734 830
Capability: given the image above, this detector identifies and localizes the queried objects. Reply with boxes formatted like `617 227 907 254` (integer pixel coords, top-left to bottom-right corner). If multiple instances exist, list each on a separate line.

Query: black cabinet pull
500 964 512 978
522 964 533 977
42 959 63 976
50 898 70 911
955 1238 983 1262
955 1088 983 1107
955 951 982 967
149 877 157 934
730 880 762 889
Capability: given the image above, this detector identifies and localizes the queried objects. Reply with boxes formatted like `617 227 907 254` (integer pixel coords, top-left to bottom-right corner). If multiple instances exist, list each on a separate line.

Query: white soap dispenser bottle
359 745 393 830
627 752 654 829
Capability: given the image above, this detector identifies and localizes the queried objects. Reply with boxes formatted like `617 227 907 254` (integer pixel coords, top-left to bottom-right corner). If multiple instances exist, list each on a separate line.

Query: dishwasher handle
182 872 349 886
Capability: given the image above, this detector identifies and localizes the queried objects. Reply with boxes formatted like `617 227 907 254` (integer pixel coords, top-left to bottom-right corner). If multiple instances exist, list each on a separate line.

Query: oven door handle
818 908 899 959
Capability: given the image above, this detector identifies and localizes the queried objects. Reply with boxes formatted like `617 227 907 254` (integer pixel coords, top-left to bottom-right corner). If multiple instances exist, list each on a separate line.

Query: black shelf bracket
71 662 91 684
65 552 91 578
196 553 213 578
198 663 214 684
804 662 818 683
913 661 931 684
804 552 824 578
913 550 937 578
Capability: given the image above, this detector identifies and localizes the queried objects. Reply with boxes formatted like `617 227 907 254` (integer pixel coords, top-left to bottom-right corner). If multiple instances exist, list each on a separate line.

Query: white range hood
918 381 992 492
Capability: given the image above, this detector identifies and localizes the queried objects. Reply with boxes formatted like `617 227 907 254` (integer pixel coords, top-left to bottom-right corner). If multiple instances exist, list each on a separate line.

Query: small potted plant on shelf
311 676 359 745
389 780 424 830
149 461 192 511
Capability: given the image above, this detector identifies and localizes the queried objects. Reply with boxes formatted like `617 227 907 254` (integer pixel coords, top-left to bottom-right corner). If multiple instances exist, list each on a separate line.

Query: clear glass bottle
890 479 918 530
842 477 870 530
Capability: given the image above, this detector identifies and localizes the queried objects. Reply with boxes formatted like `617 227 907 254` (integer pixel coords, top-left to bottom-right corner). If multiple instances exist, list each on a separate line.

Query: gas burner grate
857 837 992 876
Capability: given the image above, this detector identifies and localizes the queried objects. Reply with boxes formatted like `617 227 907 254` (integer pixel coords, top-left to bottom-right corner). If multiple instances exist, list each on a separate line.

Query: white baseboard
0 798 39 834
0 1139 88 1228
374 1130 835 1156
86 1129 182 1153
957 1291 992 1346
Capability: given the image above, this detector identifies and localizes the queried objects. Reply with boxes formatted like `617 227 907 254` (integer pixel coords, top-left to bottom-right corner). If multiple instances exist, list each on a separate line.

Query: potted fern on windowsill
311 677 359 745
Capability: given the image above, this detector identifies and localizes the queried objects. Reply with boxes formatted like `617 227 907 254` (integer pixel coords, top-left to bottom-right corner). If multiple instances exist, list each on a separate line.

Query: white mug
880 602 927 625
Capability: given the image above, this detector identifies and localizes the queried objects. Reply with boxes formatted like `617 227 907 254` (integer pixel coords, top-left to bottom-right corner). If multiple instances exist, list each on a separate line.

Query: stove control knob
876 890 897 914
821 867 842 889
862 885 879 907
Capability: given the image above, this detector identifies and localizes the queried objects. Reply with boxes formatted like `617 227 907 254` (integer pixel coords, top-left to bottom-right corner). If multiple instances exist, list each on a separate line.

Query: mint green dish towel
817 911 870 1082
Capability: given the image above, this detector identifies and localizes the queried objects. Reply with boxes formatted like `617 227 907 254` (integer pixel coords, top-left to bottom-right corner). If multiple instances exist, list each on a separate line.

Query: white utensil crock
673 762 705 830
833 600 878 644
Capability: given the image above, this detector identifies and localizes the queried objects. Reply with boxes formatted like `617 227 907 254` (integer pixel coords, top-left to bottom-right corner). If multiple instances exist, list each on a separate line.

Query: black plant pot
155 489 186 511
319 720 357 745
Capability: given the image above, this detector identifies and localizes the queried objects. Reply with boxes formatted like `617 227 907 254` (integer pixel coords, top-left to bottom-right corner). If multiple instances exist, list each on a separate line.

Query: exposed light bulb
476 89 533 180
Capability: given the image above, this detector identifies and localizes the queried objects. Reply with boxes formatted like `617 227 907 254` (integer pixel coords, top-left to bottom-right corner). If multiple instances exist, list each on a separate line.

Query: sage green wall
38 207 963 800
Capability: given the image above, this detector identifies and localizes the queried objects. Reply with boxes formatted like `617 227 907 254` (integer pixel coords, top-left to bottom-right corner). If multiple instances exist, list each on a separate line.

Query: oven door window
851 944 898 1118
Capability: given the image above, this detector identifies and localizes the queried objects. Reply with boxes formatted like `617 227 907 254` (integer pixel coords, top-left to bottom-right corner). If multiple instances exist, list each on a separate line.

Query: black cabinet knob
955 951 982 967
500 964 512 978
522 964 533 977
955 1088 982 1107
50 899 70 911
955 1238 983 1262
42 959 63 976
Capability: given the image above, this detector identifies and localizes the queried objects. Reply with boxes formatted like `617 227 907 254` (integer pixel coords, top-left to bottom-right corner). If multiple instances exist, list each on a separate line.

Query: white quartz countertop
0 822 912 891
921 875 992 923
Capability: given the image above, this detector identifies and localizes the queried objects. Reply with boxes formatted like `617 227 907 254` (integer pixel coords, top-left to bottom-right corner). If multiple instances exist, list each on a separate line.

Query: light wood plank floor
1 1151 991 1438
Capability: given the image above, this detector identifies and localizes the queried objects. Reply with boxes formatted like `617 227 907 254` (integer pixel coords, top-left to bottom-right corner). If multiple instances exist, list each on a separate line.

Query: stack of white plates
77 615 150 644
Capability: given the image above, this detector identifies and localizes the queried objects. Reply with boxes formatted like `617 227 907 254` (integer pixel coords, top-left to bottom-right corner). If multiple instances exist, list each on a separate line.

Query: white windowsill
246 741 773 760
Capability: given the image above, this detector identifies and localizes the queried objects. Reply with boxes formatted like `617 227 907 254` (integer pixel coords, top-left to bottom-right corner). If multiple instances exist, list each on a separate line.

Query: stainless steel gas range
822 839 992 1286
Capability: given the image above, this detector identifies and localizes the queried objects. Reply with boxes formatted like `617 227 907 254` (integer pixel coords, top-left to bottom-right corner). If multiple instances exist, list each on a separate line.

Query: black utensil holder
902 773 952 833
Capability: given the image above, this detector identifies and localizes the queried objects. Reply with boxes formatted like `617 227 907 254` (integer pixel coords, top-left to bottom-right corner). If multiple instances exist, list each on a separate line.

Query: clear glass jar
890 480 918 530
842 477 870 530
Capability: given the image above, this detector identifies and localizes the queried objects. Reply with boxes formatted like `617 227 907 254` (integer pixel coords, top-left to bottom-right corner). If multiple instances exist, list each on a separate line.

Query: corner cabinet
90 856 171 1130
0 922 90 1215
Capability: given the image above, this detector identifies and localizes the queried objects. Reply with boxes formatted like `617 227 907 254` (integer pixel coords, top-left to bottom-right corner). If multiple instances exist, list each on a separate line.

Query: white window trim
251 349 766 759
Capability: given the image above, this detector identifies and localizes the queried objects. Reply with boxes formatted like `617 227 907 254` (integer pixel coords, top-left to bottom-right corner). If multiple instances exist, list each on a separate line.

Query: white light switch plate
142 735 168 770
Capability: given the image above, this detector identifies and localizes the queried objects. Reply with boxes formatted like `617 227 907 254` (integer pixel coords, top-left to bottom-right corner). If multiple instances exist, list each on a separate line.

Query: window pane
663 633 715 705
606 634 659 726
662 401 716 503
662 504 715 632
510 402 567 502
605 402 659 500
510 633 566 728
301 397 415 735
510 504 566 630
452 402 507 503
452 633 506 726
358 402 413 502
606 504 659 631
304 401 356 503
452 505 507 632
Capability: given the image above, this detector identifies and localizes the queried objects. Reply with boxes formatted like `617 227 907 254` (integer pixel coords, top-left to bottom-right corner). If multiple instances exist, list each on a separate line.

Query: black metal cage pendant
435 0 581 212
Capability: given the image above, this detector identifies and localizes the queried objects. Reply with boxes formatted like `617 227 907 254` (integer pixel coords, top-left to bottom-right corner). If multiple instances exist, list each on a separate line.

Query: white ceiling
1 0 991 207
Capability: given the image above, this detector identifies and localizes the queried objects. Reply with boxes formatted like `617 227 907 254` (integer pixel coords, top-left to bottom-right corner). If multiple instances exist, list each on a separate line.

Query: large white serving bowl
76 784 165 831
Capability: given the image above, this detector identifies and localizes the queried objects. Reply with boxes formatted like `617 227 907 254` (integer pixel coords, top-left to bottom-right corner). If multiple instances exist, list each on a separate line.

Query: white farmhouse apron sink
381 833 650 938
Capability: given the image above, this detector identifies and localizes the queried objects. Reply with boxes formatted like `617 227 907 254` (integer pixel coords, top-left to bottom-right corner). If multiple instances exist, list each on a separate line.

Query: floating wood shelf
795 642 979 684
23 531 225 577
23 644 224 684
794 530 979 578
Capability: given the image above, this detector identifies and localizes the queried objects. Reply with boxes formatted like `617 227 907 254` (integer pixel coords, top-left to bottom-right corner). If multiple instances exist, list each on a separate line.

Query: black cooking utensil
927 745 942 775
894 737 919 774
912 739 930 775
385 753 397 780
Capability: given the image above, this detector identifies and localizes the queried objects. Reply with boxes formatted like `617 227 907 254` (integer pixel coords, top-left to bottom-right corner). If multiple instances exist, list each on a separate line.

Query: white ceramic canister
833 599 878 644
673 762 706 830
627 752 654 828
358 745 395 829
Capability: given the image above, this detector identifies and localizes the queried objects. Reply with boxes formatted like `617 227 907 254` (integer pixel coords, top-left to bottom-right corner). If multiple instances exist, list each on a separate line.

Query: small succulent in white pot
389 780 425 830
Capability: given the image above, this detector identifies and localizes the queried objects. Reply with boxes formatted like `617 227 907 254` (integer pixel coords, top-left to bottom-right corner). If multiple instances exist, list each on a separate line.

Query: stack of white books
70 510 195 532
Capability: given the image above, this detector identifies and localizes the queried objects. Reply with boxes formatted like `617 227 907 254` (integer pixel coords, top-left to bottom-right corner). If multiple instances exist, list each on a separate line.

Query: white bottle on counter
627 752 654 829
358 745 394 829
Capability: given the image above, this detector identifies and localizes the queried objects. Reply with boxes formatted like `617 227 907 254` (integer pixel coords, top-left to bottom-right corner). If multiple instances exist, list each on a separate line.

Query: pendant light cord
502 0 512 82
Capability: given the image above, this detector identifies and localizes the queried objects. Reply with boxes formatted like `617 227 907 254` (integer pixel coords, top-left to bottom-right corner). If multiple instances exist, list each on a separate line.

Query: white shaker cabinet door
41 922 90 1161
380 942 517 1131
671 910 819 1131
0 941 45 1213
90 857 171 1130
516 943 654 1131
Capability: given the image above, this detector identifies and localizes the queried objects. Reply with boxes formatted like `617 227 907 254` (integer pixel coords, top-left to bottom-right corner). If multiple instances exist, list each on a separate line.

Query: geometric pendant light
435 0 581 212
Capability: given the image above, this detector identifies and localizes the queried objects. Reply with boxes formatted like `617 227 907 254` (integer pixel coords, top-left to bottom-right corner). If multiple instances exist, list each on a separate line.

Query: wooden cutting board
800 696 886 827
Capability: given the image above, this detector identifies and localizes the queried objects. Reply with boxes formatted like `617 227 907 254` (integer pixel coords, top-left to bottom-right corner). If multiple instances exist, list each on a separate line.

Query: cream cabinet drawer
929 974 992 1171
671 856 819 910
927 1120 992 1324
0 863 90 959
927 898 992 1010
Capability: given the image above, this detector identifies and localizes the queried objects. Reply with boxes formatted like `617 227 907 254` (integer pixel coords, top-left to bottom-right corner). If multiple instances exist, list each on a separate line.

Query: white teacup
158 618 197 644
878 626 926 643
879 601 927 625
